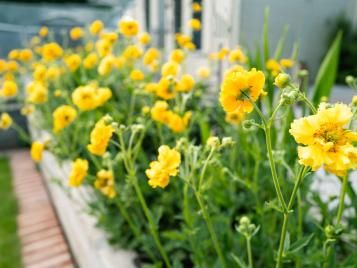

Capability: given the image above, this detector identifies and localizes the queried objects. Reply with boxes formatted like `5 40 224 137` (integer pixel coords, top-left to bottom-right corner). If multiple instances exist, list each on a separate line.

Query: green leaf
287 234 314 254
312 31 343 105
274 25 289 59
262 7 270 64
231 253 247 268
283 232 291 252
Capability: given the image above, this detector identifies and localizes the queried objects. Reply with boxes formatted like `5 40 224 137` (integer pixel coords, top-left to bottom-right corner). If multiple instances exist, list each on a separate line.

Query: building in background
126 0 357 78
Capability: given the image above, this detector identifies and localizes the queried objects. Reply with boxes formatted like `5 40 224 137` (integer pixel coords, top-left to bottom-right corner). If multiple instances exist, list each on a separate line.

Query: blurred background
0 0 357 149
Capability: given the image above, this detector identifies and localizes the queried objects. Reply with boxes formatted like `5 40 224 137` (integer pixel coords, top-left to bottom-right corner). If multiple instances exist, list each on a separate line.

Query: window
145 0 150 32
192 0 202 49
174 0 182 34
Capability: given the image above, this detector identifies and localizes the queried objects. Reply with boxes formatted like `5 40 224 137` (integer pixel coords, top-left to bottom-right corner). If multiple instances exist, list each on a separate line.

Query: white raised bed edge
28 118 137 268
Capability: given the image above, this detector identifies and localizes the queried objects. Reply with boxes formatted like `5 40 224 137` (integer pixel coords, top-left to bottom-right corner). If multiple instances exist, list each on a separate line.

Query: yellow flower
145 145 181 188
69 158 88 187
143 48 160 66
274 73 290 89
98 55 115 76
42 42 63 61
176 33 192 47
167 111 192 133
19 49 33 62
8 49 19 60
218 48 230 60
33 64 47 81
87 116 115 156
130 69 145 81
189 18 201 31
145 82 158 94
228 48 247 63
197 67 211 79
96 39 112 57
39 26 48 37
90 20 104 35
169 49 185 64
151 101 170 124
72 85 98 111
97 87 112 106
1 80 18 98
0 59 6 73
156 76 176 100
6 61 18 72
83 53 98 69
290 103 357 175
101 32 118 44
175 74 195 92
53 105 77 133
161 61 180 77
266 59 281 76
118 18 139 37
114 56 126 69
0 113 12 129
46 66 61 81
192 2 202 12
20 105 35 116
31 141 45 162
123 45 142 60
95 170 116 198
31 36 40 46
225 110 245 125
64 54 81 72
220 68 265 113
139 32 151 45
27 83 48 104
280 58 294 69
70 27 84 40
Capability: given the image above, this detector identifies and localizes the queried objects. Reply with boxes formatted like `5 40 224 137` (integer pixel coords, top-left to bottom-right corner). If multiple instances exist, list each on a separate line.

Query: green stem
301 94 317 114
276 213 289 268
336 175 348 225
198 147 215 190
194 191 226 268
247 237 253 268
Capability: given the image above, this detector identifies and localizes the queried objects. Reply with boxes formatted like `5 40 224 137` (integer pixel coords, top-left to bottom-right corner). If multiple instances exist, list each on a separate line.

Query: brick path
9 150 75 268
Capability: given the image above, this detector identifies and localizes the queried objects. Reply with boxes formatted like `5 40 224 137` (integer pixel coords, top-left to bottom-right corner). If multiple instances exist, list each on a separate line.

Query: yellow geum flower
118 18 139 37
114 56 126 69
161 61 180 77
0 80 18 98
189 18 201 31
101 32 118 44
87 116 115 156
130 69 145 81
6 61 18 72
175 74 195 93
64 54 81 72
46 66 61 81
151 101 170 124
175 33 192 48
31 141 45 162
145 82 158 94
218 47 230 60
69 158 88 187
96 39 112 57
0 59 6 73
167 111 192 133
143 48 160 66
42 42 63 61
27 83 48 104
19 49 33 62
169 49 185 64
156 76 176 100
192 2 202 12
72 85 98 111
0 113 12 129
90 20 104 35
98 55 115 76
280 58 294 69
83 53 99 69
20 105 35 116
95 170 116 199
197 67 211 79
39 26 48 37
266 59 281 76
123 45 142 60
220 68 265 114
53 105 77 133
97 87 112 106
8 49 19 60
138 32 151 45
290 103 357 176
145 145 181 189
225 110 245 125
228 48 247 63
70 27 84 40
274 73 290 89
33 64 47 81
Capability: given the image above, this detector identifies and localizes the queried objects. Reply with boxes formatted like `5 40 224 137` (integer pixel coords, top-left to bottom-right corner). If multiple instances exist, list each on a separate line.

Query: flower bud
352 95 357 106
142 106 150 114
239 216 250 226
346 75 355 86
242 119 256 130
324 225 335 239
131 124 144 132
221 137 234 147
206 136 220 148
298 69 308 78
103 115 113 125
280 89 299 105
274 73 290 89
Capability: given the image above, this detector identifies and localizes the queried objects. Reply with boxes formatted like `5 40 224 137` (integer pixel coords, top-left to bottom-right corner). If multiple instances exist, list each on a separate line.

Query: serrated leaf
312 31 342 105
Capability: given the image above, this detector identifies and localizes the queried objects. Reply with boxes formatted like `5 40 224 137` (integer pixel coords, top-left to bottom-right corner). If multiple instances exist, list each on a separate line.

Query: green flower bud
274 73 290 89
239 216 250 226
206 136 220 148
324 225 335 239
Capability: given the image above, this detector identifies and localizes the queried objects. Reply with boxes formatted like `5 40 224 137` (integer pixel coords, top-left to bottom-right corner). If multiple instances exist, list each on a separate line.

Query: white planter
28 118 137 268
